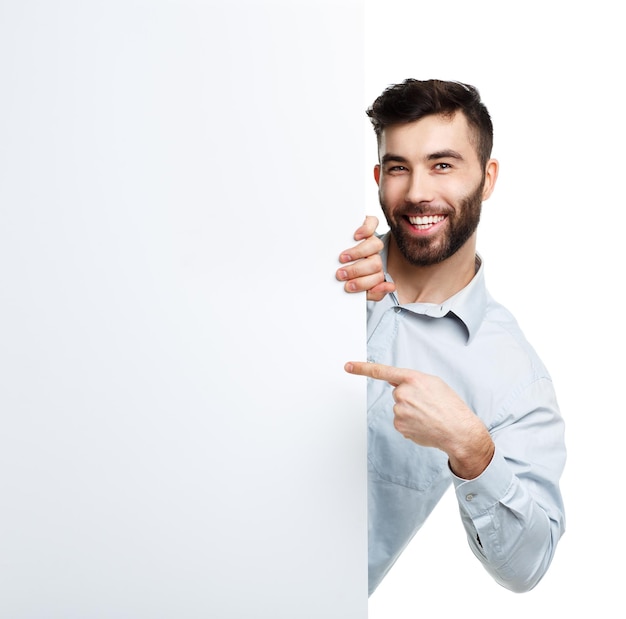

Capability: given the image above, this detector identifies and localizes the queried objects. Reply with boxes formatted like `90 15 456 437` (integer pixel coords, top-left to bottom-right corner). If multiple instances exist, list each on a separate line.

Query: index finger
338 235 384 264
344 361 413 386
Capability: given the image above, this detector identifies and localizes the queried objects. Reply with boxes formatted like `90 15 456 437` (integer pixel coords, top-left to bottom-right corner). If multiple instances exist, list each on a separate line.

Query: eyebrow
427 149 464 161
380 149 465 165
380 154 409 165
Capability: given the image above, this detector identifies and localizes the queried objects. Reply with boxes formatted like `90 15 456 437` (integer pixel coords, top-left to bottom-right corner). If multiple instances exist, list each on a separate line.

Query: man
336 79 566 595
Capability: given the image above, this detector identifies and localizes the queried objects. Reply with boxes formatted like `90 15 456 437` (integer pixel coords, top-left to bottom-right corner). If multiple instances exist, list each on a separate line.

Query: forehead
378 112 479 163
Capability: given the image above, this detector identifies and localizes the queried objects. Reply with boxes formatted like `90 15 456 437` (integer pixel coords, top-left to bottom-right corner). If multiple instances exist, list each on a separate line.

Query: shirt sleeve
450 376 566 593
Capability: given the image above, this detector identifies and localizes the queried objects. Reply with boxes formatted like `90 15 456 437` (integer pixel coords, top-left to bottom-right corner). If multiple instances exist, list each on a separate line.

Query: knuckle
369 253 383 268
368 290 385 302
372 366 389 381
395 383 409 398
405 374 422 388
346 264 365 280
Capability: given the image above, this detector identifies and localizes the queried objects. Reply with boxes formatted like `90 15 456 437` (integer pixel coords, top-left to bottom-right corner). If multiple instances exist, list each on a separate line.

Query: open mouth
407 214 446 230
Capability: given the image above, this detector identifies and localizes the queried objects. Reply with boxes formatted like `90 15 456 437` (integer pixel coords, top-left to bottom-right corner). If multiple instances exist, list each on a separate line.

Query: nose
405 169 435 204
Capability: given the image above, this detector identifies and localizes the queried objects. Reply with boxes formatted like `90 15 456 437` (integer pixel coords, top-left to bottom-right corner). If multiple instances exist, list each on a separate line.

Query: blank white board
0 2 367 617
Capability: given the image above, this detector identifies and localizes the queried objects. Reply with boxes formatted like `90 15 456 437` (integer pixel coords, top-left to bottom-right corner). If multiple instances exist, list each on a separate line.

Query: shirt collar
379 232 487 344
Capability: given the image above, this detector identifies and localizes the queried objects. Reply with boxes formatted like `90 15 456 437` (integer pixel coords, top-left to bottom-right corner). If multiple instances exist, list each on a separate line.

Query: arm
345 361 495 479
452 378 566 592
336 216 395 302
346 361 566 593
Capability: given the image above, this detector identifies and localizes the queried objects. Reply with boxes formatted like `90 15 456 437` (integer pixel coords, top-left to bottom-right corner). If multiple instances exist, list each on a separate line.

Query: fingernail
337 269 347 280
340 254 352 263
345 363 353 372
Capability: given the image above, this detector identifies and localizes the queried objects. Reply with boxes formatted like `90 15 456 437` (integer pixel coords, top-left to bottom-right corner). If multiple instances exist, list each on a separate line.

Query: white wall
0 2 367 617
365 1 625 617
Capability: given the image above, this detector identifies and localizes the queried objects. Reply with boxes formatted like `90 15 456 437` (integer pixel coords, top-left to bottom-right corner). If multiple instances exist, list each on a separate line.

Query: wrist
448 427 495 480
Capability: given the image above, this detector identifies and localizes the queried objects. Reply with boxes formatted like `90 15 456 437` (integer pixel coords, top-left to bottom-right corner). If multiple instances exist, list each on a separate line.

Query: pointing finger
344 361 413 387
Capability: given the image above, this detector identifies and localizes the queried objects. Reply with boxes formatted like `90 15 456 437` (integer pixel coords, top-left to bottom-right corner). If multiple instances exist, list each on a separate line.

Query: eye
387 165 408 173
434 162 452 171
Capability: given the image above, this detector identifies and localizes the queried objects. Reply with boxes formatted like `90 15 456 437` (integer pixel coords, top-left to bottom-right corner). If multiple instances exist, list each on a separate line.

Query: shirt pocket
368 390 448 492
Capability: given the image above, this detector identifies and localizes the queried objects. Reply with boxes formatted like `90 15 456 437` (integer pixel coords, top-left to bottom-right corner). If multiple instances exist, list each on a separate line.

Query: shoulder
483 293 548 374
472 293 560 425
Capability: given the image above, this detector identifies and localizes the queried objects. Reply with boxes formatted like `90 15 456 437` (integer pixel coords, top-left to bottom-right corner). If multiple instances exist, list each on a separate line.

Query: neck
387 234 478 305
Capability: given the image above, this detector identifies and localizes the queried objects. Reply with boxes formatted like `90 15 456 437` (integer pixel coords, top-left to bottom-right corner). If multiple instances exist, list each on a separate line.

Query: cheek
442 179 475 206
378 179 402 204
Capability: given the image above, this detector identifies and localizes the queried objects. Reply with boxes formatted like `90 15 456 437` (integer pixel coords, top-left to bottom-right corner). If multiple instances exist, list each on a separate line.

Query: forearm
451 447 565 593
447 417 495 480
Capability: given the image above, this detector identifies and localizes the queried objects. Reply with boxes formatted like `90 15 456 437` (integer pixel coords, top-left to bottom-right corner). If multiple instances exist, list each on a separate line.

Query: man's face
375 112 496 267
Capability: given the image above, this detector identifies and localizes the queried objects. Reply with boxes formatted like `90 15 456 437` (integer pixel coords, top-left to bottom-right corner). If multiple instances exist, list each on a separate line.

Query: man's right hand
336 216 396 302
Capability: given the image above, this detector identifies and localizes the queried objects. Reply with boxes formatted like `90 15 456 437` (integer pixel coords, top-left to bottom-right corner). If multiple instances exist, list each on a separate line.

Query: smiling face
375 112 498 267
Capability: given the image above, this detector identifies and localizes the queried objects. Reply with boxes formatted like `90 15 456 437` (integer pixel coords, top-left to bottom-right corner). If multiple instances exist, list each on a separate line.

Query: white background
0 1 622 617
365 1 624 618
0 1 367 617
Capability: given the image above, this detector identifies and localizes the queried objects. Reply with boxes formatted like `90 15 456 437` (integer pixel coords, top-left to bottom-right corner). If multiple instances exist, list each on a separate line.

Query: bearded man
336 79 566 595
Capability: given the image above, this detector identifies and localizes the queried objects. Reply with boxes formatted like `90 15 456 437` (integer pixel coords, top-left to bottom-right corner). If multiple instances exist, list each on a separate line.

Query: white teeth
408 215 445 228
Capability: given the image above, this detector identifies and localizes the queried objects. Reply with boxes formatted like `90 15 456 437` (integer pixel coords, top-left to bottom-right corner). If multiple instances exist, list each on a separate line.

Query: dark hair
366 79 493 168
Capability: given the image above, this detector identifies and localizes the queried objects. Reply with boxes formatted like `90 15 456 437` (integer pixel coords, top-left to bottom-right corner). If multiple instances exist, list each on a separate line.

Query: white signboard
0 2 367 617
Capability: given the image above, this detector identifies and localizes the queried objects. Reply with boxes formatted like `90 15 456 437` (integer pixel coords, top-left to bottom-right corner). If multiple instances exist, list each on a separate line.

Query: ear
481 159 499 201
373 164 381 186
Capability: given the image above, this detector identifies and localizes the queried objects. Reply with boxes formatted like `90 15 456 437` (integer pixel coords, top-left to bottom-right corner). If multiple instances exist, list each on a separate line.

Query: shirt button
394 307 402 313
465 494 475 502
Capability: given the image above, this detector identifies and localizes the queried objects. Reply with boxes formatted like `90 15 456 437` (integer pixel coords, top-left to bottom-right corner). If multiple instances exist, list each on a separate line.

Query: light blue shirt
367 233 566 595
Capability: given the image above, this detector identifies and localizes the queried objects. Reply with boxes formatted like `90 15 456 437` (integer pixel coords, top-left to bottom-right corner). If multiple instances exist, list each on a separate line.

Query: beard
380 176 485 267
